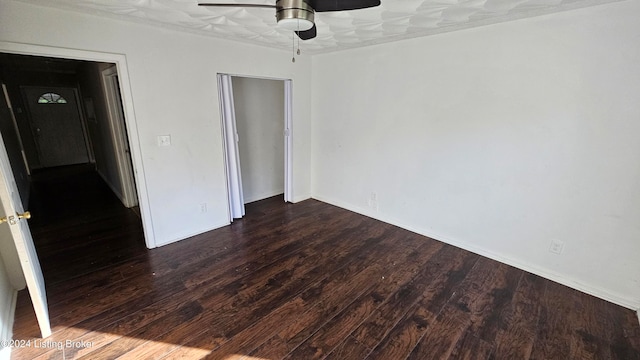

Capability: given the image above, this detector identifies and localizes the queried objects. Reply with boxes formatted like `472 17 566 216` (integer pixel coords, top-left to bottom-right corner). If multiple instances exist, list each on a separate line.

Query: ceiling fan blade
198 3 276 9
306 0 380 12
295 24 317 40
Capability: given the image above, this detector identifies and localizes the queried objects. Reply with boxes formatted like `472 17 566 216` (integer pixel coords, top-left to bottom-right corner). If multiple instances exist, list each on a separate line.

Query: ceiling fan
198 0 381 40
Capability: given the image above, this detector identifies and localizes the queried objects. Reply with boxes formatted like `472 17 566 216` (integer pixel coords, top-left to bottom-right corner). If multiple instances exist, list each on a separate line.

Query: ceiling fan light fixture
276 0 314 31
278 17 314 31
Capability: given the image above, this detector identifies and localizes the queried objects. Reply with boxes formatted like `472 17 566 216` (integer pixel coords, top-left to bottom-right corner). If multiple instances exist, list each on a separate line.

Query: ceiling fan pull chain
296 19 301 55
292 32 296 63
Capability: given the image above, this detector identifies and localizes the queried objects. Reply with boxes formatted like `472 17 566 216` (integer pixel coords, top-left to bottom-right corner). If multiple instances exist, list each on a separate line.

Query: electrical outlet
367 192 378 211
549 239 565 255
199 203 207 213
157 135 171 147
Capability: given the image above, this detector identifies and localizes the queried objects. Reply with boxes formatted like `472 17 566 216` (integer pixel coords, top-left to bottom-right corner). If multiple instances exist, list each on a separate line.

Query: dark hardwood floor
25 164 147 284
11 166 640 359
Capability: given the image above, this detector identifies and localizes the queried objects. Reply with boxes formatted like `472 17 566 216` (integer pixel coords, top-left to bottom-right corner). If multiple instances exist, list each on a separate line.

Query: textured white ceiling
16 0 623 54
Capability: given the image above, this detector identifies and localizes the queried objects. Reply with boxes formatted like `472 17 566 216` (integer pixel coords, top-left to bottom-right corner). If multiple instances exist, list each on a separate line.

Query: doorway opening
218 74 293 222
0 52 148 284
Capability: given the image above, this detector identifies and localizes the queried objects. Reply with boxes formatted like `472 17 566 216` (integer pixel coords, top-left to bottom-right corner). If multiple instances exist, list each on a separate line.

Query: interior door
218 74 245 220
0 132 51 338
102 67 138 207
21 86 89 168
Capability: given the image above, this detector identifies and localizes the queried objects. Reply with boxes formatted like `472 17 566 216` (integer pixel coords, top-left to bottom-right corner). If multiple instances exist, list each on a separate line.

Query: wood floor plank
469 266 522 343
364 305 435 360
402 258 519 360
344 252 475 352
449 330 494 360
117 219 382 358
16 208 364 358
282 244 460 360
324 335 372 360
248 234 445 359
362 253 521 359
491 272 544 359
148 225 398 359
76 301 204 360
568 291 614 359
530 281 575 359
441 258 521 339
608 301 640 360
141 211 384 360
181 204 353 289
492 326 535 360
326 244 480 359
9 167 640 360
405 307 469 360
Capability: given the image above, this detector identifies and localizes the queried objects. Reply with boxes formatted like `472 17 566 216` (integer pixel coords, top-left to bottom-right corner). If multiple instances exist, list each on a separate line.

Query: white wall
311 1 640 309
0 0 312 247
0 253 15 358
232 77 285 204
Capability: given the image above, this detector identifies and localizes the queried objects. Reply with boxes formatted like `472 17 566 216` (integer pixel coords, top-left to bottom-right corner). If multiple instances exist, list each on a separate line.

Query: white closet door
217 74 245 220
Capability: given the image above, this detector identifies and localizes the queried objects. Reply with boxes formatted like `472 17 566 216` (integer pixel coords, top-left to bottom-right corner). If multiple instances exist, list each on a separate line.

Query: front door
21 86 89 168
0 131 51 338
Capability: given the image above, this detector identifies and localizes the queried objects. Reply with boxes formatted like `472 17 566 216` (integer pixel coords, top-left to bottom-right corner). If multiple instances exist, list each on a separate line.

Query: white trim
217 74 245 221
284 80 293 203
637 309 640 327
0 41 157 248
313 194 640 310
218 74 294 217
221 74 294 203
292 195 311 203
101 65 138 208
154 220 230 248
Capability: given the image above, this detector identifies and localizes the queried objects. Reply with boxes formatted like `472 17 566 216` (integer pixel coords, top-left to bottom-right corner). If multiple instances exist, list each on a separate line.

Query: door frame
0 41 157 248
101 66 138 208
284 79 293 203
218 74 293 221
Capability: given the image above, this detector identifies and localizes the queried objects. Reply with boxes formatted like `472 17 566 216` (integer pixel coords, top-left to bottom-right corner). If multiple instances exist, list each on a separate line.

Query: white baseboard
292 195 311 203
154 220 230 248
312 194 640 310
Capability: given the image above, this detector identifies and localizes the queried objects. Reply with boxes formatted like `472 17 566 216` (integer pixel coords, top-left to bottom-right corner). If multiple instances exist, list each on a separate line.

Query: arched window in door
37 92 67 104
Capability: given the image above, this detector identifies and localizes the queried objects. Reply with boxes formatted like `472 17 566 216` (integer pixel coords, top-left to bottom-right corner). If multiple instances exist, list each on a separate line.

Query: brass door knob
0 211 32 225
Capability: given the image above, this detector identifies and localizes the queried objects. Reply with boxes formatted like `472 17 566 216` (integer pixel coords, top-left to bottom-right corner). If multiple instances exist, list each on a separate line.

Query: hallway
26 165 146 285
